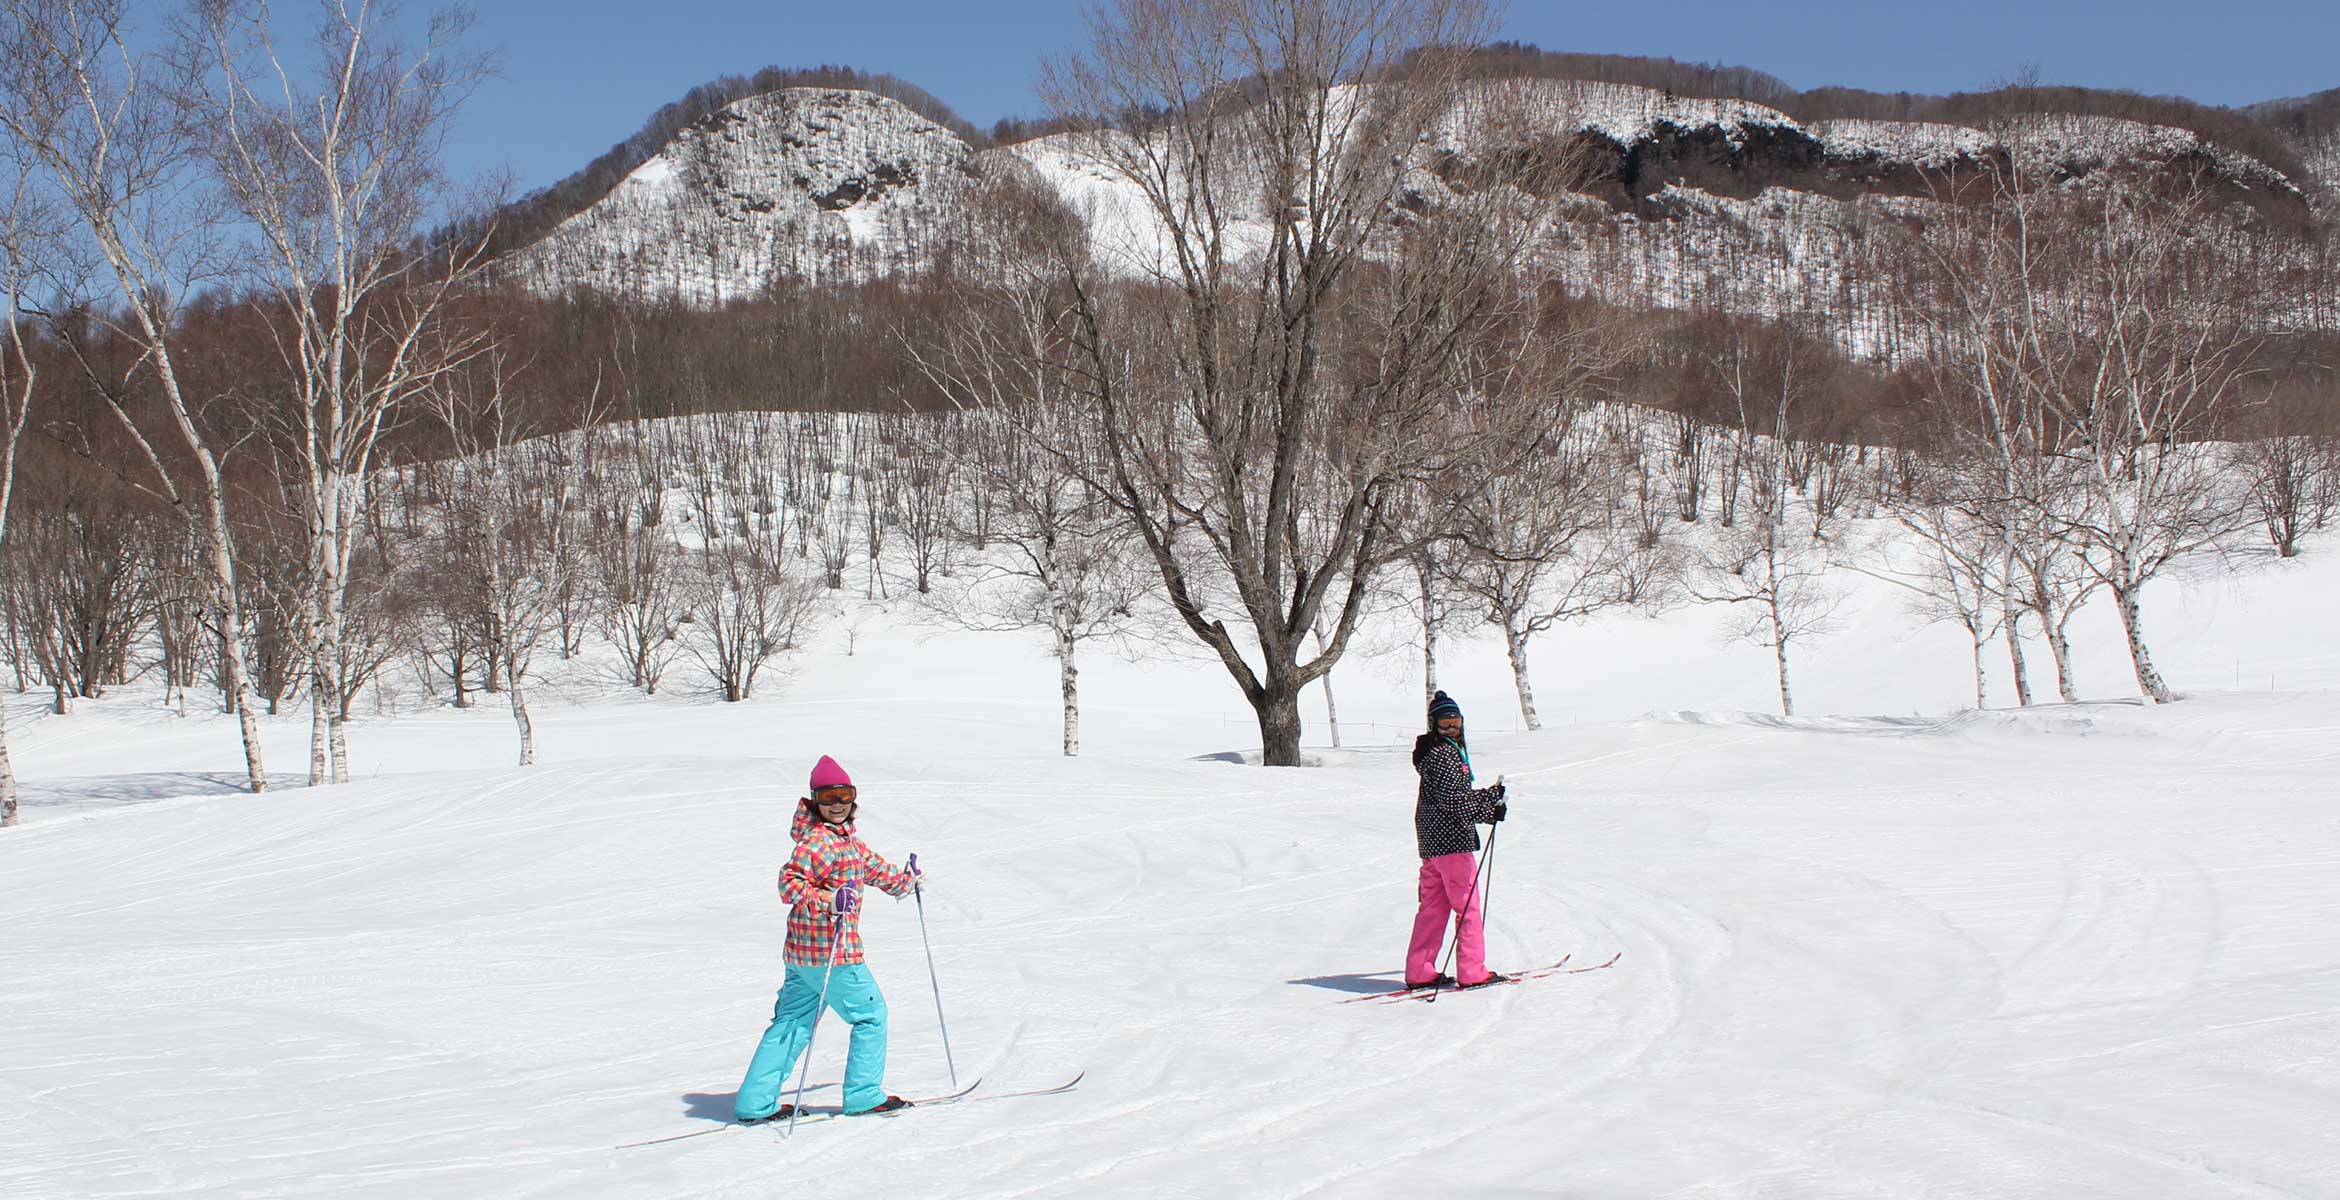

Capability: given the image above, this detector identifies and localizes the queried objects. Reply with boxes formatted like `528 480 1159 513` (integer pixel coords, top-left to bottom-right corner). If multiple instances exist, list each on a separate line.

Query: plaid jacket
778 804 914 967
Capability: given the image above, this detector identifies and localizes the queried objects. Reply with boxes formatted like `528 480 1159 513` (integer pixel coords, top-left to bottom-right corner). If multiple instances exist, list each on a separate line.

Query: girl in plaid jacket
733 755 923 1122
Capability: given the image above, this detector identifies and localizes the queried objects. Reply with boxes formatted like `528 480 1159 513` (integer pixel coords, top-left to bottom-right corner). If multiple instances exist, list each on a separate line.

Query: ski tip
1014 1071 1085 1096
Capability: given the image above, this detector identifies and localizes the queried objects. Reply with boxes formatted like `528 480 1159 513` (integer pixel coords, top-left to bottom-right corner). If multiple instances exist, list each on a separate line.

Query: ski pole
1480 797 1502 934
786 879 853 1134
1476 775 1506 937
1429 819 1500 1005
907 853 959 1089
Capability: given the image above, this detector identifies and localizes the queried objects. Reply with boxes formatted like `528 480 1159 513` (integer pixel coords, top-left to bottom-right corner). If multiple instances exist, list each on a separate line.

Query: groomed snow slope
3 540 2337 1197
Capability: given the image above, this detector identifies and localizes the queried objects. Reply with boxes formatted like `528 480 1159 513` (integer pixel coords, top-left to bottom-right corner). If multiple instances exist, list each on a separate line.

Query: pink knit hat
809 755 853 792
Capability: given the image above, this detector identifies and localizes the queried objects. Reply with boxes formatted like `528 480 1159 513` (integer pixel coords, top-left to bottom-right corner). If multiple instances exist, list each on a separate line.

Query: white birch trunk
2001 596 2033 708
2042 609 2080 705
1055 618 1080 758
1502 612 1542 732
203 509 269 793
315 545 353 784
510 666 537 766
1771 602 1796 717
309 679 330 785
1997 524 2034 707
0 700 16 828
1969 628 1989 711
2114 578 2173 703
1415 557 1439 708
1312 618 1340 749
329 709 351 784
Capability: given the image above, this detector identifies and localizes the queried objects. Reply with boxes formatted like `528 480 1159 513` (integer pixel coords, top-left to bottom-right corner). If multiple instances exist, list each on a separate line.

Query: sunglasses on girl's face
813 786 858 807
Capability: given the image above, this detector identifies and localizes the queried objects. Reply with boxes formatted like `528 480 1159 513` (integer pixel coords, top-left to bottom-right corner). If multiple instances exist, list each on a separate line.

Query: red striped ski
1368 951 1622 1005
1337 956 1573 1004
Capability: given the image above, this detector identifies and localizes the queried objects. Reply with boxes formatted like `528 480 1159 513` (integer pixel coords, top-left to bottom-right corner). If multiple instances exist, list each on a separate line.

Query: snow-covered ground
3 536 2337 1197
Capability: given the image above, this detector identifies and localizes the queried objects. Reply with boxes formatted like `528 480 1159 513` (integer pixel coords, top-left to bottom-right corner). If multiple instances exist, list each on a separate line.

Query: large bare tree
1030 0 1586 762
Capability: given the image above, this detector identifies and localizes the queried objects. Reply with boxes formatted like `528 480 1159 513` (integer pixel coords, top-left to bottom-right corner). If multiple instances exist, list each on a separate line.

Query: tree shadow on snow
16 771 248 815
1287 969 1405 996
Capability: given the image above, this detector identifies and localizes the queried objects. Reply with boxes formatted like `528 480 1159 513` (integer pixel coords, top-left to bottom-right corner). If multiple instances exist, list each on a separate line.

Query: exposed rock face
507 78 2323 346
508 88 974 304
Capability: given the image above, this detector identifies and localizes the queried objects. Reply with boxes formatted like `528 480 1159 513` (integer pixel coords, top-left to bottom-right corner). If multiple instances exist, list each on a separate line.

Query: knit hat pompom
809 755 853 792
1427 691 1463 725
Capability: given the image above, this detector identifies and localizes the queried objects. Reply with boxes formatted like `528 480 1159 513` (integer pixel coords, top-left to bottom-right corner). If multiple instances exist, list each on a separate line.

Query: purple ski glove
830 882 861 914
907 853 927 890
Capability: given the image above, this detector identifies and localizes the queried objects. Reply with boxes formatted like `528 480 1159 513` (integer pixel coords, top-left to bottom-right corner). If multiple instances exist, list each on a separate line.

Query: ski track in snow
6 549 2340 1196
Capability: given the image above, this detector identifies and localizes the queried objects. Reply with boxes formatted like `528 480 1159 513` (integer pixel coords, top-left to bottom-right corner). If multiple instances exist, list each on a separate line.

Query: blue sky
433 0 2337 195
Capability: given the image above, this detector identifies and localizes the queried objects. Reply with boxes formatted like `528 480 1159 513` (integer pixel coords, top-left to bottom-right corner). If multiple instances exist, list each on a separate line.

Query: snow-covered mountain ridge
505 78 2324 317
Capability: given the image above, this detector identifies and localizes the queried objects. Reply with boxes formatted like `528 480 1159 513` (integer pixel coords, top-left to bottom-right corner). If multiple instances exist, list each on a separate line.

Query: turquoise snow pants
733 963 890 1120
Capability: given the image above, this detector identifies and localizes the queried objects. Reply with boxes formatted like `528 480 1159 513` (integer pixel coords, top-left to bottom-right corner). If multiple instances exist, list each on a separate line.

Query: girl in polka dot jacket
1406 691 1507 989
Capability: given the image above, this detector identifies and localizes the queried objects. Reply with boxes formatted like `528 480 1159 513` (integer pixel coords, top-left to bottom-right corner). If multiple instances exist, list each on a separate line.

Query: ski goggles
812 785 859 808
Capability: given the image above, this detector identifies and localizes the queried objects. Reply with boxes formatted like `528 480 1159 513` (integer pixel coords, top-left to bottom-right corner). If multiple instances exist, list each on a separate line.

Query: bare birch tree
2042 178 2282 702
181 0 493 784
0 0 269 789
682 508 820 703
1688 316 1843 716
0 159 45 825
1870 466 2010 709
1447 418 1671 731
1908 122 2303 705
589 432 684 694
907 190 1153 756
425 360 586 765
1393 514 1469 708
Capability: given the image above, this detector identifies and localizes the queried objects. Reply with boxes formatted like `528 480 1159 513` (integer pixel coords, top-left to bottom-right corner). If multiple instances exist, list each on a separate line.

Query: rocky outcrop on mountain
998 79 2323 353
506 88 974 304
505 76 2327 342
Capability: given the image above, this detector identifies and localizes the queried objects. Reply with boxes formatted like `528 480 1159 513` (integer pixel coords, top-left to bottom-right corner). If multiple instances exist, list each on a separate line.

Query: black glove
1491 801 1508 823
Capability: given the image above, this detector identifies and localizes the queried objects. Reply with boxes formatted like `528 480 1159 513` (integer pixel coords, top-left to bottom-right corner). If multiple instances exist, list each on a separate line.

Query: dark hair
1412 728 1464 768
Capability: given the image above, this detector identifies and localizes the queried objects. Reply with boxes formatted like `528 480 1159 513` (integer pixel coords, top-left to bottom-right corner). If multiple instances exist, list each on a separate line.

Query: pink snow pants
1407 851 1485 985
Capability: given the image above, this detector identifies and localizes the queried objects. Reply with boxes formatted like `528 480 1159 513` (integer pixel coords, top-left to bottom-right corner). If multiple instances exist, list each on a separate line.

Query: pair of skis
1339 951 1623 1006
616 1072 1085 1149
